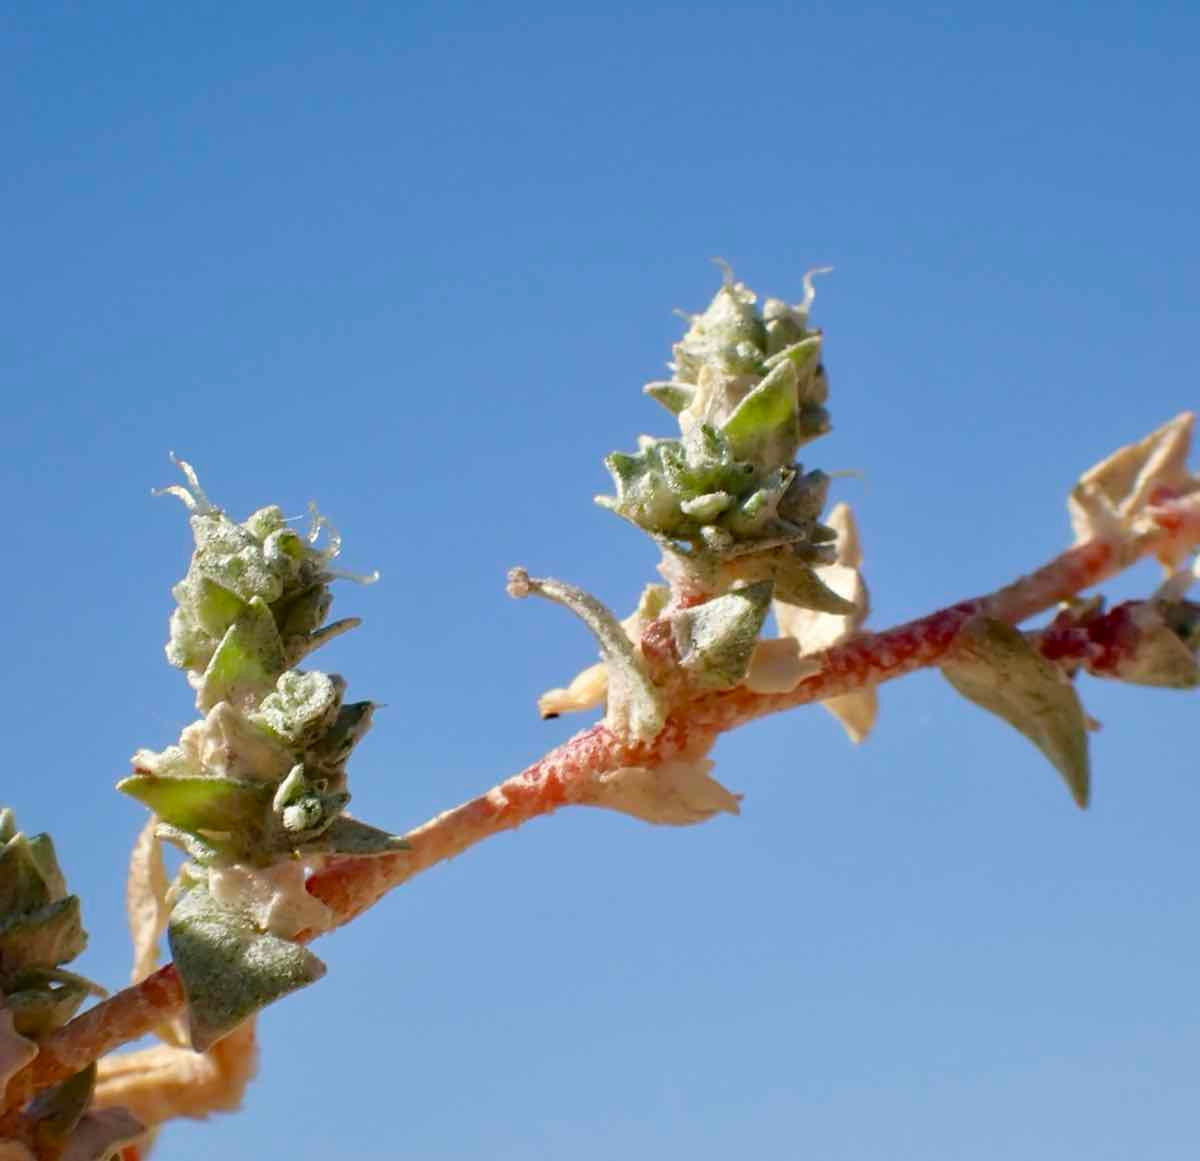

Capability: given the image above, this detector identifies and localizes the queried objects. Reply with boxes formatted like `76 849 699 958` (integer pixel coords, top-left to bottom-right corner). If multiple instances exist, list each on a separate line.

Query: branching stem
5 494 1199 1113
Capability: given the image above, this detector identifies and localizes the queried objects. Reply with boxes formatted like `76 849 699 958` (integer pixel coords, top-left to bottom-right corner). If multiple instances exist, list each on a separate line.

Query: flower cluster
0 811 142 1159
118 461 404 1050
598 269 850 610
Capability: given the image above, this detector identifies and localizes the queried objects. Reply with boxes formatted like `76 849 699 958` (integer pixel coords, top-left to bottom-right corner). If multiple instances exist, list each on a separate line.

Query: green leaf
643 382 696 415
762 334 822 378
670 582 774 690
118 774 273 835
720 359 799 464
942 617 1091 808
314 817 410 856
197 596 285 709
168 883 326 1051
306 701 375 770
0 896 87 972
772 558 856 614
191 575 249 638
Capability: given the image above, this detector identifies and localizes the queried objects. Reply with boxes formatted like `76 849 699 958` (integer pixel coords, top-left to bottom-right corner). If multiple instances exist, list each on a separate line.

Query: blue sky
3 3 1199 1158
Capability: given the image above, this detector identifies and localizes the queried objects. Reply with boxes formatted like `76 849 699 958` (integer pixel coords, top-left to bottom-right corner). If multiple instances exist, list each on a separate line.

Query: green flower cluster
117 461 404 1050
0 810 102 1040
0 813 140 1158
597 272 851 611
120 461 400 867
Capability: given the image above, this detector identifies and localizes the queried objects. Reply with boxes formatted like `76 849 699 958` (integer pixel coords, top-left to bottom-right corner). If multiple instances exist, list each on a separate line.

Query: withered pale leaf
822 688 879 744
1069 412 1195 545
744 638 822 693
771 503 877 741
207 861 332 940
942 617 1090 808
127 817 169 986
95 1020 258 1129
586 758 741 826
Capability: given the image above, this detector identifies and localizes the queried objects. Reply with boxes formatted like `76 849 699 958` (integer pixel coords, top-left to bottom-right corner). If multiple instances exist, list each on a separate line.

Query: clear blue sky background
4 3 1198 1158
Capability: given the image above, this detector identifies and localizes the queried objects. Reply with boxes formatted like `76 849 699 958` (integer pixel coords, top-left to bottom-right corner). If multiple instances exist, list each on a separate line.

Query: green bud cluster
597 271 850 611
117 462 404 1050
159 460 364 710
120 461 401 868
0 809 102 1040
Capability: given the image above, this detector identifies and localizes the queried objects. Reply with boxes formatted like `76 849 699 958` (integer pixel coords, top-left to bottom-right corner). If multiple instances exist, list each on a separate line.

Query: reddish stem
6 496 1199 1111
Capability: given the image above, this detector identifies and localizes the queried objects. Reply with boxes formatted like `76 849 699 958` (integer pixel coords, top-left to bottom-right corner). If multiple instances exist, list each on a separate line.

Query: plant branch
6 492 1200 1114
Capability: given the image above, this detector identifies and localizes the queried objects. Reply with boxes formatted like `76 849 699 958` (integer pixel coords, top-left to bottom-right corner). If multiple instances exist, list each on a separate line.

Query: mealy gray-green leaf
670 582 774 690
942 617 1091 808
168 882 326 1051
311 816 410 856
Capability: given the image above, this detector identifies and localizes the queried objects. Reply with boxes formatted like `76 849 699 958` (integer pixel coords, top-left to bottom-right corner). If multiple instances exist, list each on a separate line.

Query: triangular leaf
197 597 285 710
314 817 410 856
721 359 799 464
772 557 856 614
118 774 273 835
643 382 696 415
168 883 326 1051
942 617 1090 807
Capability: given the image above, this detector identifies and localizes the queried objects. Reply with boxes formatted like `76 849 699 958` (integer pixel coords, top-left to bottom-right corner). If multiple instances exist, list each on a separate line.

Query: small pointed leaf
773 558 856 614
118 774 273 835
315 817 410 856
721 359 799 463
643 382 696 415
198 597 285 709
942 617 1090 807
